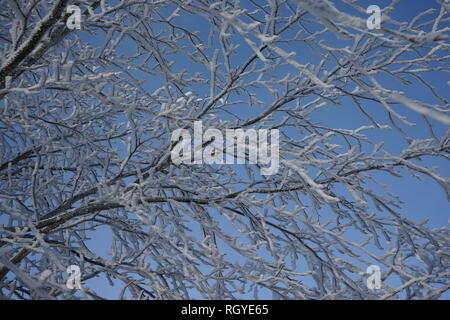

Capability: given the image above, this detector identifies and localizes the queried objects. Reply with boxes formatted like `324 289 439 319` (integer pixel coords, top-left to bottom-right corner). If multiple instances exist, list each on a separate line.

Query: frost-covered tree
0 0 449 300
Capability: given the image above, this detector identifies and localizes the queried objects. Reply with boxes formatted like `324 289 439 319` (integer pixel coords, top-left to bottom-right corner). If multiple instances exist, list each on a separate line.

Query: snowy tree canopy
0 0 449 299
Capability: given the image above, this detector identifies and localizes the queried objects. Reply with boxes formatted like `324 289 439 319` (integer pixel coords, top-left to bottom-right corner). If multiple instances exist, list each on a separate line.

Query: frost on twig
0 0 449 300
